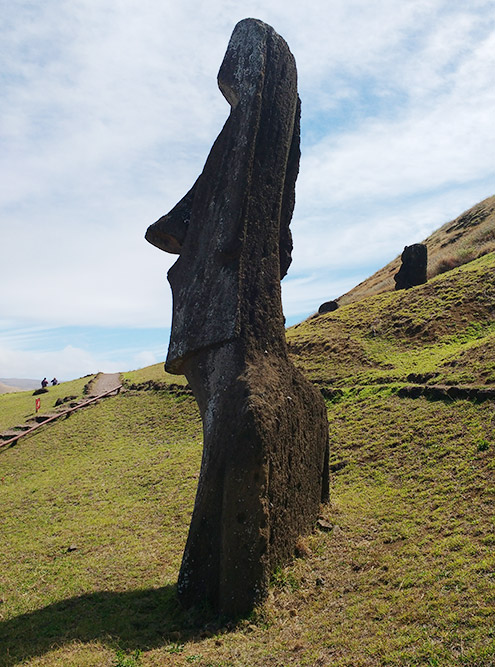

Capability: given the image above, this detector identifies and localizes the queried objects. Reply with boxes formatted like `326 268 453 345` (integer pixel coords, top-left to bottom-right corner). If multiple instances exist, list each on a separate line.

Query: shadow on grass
0 585 219 666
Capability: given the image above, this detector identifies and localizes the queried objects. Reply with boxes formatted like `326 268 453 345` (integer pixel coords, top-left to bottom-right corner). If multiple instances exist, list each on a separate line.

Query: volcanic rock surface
146 18 329 616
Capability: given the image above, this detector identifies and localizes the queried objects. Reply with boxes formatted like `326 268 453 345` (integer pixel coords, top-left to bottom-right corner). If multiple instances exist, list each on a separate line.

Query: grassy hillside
0 376 96 433
339 194 495 306
288 252 495 390
1 250 494 665
123 365 188 388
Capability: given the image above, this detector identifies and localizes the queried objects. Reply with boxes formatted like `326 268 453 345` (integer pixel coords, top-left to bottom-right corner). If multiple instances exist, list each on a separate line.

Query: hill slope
288 251 495 390
0 382 21 395
0 253 494 666
0 375 95 434
0 379 40 392
339 194 495 305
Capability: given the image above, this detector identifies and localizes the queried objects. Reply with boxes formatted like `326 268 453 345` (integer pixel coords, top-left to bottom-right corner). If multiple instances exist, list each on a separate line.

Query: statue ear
145 179 198 254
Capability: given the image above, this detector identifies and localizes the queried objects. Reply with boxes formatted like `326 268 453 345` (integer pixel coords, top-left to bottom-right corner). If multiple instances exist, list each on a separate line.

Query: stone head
146 19 300 373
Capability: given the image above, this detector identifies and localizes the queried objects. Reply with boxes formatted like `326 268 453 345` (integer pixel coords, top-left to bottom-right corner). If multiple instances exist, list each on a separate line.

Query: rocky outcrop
394 243 428 290
146 18 329 617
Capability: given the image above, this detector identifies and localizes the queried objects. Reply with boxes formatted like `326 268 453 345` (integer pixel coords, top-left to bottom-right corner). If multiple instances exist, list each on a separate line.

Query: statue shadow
0 584 220 666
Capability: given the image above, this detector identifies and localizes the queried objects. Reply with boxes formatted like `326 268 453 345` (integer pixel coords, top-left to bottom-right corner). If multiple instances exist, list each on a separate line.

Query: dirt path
89 372 122 396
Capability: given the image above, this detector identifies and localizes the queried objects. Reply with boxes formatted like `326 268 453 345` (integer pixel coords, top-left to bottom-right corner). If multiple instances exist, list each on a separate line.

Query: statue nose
145 179 197 254
145 214 186 254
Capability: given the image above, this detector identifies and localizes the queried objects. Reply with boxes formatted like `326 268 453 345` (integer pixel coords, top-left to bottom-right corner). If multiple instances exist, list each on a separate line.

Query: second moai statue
394 243 428 290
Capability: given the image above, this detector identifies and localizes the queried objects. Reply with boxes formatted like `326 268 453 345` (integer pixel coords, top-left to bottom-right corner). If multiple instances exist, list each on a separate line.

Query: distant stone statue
146 18 329 616
319 300 339 314
394 243 428 290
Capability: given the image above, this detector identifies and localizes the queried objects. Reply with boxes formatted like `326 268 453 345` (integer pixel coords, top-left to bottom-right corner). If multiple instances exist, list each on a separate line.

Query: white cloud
290 183 494 279
0 343 118 381
299 27 495 210
134 349 158 369
0 331 166 381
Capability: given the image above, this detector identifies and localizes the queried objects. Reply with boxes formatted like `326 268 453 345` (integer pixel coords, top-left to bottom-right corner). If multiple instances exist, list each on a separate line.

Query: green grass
1 389 493 666
288 252 495 388
0 389 202 666
0 376 95 433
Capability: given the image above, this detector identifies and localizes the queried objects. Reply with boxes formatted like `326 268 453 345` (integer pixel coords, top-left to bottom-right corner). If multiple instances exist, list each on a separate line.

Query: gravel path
90 372 122 396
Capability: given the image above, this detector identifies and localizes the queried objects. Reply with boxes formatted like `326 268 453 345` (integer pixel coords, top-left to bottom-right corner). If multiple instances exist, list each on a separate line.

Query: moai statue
394 243 428 290
318 300 339 314
146 18 329 617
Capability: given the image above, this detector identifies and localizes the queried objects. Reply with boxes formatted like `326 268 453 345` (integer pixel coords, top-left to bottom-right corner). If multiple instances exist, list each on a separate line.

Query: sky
1 0 494 381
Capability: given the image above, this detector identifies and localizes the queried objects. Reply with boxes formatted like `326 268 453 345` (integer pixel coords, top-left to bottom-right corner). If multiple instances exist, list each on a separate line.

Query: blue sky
1 0 494 381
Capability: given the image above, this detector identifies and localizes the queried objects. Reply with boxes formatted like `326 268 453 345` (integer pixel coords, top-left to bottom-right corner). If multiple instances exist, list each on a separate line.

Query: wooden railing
0 385 122 451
